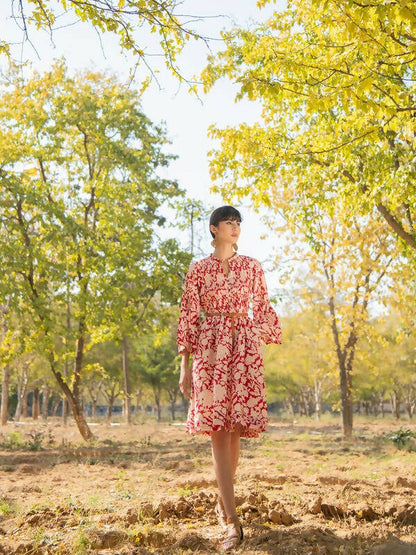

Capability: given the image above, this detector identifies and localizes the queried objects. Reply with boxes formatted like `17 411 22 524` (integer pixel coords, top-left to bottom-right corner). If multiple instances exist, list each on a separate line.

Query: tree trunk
328 296 353 438
104 383 119 423
107 399 114 421
376 202 416 251
63 296 71 425
51 397 60 417
32 388 40 420
122 333 132 424
135 389 143 416
339 358 353 438
404 387 415 419
62 397 68 424
286 398 296 416
153 385 162 421
330 314 356 438
181 392 189 415
167 386 179 421
169 391 177 420
14 396 21 421
395 395 400 419
23 391 29 418
14 375 22 420
314 378 321 421
14 366 29 420
1 364 10 426
70 396 92 440
65 324 93 440
48 351 93 441
299 391 306 416
392 391 401 419
41 387 50 420
326 264 366 439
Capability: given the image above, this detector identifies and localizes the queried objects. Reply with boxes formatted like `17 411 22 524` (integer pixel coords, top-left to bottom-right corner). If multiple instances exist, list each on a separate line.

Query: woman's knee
211 429 232 449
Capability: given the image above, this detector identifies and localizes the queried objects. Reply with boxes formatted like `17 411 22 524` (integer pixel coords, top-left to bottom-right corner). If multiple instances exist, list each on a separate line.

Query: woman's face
211 218 241 244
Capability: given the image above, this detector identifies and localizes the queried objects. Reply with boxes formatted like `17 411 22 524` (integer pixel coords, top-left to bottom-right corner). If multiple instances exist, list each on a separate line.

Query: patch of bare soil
1 418 416 554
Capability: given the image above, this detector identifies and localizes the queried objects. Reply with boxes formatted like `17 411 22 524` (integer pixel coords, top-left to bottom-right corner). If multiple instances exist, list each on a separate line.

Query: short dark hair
209 206 242 238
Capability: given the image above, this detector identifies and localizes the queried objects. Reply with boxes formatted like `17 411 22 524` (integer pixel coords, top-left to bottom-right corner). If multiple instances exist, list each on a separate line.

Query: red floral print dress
177 254 282 438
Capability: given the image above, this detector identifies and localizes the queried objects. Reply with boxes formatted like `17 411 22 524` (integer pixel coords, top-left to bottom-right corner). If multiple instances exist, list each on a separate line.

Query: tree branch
376 202 416 250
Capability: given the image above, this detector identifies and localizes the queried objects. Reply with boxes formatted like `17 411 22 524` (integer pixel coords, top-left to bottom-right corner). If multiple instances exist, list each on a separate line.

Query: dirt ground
1 416 416 554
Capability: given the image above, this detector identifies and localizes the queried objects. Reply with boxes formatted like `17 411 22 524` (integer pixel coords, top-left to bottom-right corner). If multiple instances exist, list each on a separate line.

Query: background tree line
0 0 415 440
0 61 193 439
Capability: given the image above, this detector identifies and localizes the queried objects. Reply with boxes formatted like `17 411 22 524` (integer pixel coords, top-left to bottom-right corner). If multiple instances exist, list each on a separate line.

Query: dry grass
0 416 416 554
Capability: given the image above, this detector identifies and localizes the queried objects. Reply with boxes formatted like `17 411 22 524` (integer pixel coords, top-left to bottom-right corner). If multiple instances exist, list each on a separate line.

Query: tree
13 356 32 420
202 0 416 252
231 188 396 435
84 340 122 420
265 306 336 418
354 314 416 419
136 313 180 421
98 236 191 423
0 305 11 425
82 363 105 419
174 199 213 257
0 61 188 439
311 215 396 435
6 0 207 82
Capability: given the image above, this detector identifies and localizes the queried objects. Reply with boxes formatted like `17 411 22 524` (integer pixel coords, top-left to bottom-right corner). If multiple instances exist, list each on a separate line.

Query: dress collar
209 253 239 263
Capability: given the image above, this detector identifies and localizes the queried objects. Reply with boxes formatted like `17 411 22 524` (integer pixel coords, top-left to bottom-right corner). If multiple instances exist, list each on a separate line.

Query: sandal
221 515 243 552
215 496 227 528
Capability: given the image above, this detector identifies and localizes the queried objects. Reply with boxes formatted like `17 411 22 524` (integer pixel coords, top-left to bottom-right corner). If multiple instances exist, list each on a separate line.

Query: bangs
210 206 242 226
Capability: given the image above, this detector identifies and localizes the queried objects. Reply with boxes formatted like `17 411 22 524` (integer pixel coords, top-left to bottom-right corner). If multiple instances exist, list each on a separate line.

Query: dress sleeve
252 261 282 345
177 263 201 354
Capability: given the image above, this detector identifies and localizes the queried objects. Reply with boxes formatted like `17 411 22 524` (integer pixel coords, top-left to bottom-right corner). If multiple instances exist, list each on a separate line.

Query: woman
177 206 282 551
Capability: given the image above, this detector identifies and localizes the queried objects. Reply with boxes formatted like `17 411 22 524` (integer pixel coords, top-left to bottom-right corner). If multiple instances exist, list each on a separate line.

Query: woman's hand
179 353 192 399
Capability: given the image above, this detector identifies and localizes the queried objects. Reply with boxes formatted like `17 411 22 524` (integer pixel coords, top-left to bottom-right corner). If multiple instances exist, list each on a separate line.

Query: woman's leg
211 426 242 519
230 427 241 479
212 430 236 519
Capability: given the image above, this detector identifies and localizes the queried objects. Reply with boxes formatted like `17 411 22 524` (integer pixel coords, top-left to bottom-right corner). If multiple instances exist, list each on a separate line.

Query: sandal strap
227 524 240 537
221 521 243 551
215 499 227 527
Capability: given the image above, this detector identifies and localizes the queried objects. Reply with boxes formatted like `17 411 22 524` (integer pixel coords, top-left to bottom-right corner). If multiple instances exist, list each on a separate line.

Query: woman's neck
213 244 235 261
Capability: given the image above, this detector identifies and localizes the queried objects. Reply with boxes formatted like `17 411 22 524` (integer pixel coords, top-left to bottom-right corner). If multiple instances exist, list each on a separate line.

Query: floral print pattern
177 254 282 438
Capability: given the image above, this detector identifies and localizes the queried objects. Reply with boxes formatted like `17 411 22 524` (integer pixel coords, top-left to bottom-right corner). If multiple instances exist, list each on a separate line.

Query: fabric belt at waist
205 312 249 333
206 312 248 318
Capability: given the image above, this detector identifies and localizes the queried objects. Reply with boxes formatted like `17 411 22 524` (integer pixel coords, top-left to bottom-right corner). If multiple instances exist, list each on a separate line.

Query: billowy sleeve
252 260 282 345
177 263 201 354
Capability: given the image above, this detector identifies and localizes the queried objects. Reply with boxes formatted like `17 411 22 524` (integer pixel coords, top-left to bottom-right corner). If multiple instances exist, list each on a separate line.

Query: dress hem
186 422 268 439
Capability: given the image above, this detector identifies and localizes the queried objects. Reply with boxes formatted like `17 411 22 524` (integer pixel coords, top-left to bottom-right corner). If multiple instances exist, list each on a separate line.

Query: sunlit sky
2 0 289 298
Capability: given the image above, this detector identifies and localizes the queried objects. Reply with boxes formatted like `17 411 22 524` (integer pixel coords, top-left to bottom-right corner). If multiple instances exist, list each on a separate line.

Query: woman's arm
177 262 201 355
179 351 192 399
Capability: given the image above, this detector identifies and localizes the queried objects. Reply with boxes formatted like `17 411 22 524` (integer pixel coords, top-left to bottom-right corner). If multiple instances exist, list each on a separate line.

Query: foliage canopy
203 0 416 252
